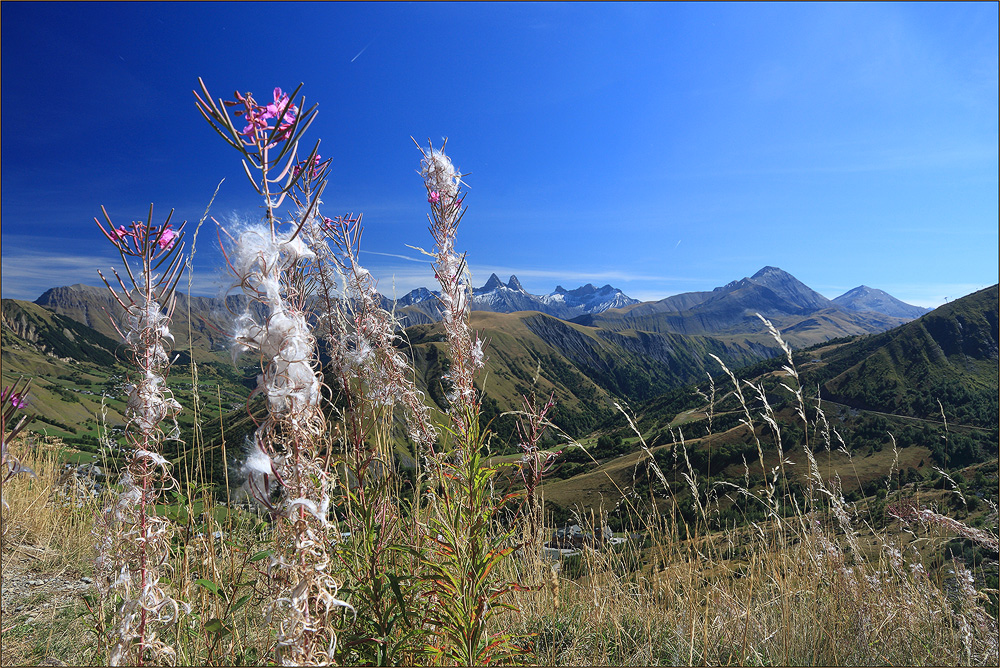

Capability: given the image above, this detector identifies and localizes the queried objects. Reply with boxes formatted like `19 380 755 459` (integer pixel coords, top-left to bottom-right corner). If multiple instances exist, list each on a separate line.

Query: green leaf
232 592 253 613
249 549 272 563
195 578 225 598
386 573 410 625
204 617 231 637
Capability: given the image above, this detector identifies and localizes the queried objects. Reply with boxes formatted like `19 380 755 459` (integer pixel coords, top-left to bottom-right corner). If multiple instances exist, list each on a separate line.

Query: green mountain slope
2 298 127 448
401 310 791 450
537 285 999 519
2 298 121 366
815 284 998 428
1 298 254 462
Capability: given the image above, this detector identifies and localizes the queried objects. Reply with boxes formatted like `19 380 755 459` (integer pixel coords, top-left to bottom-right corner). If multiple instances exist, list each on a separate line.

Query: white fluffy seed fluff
421 149 461 200
228 222 321 415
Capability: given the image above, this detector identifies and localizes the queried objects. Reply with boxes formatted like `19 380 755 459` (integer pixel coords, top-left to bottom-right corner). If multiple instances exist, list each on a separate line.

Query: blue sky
2 2 997 308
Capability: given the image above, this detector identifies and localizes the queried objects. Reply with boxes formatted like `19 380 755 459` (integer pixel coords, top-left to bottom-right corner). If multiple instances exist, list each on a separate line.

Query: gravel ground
1 544 95 666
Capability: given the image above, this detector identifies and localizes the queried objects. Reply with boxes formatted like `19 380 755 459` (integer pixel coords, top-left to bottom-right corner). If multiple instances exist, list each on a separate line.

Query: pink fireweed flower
265 88 298 141
428 191 440 204
274 116 296 141
265 88 294 120
241 110 269 138
112 226 131 240
232 87 297 143
157 227 178 250
2 386 27 409
293 154 321 179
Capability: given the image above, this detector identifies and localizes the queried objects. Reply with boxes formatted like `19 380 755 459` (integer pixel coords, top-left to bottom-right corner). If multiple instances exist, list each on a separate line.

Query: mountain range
27 267 929 372
384 266 928 329
383 273 639 325
2 268 995 500
9 266 933 445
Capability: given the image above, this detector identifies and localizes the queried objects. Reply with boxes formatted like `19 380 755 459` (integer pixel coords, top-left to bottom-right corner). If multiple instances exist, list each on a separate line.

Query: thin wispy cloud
1 248 227 301
361 250 427 263
1 251 122 300
350 39 373 63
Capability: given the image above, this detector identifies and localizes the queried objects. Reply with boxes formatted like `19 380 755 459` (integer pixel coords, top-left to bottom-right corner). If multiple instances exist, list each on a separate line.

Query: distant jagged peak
477 273 506 293
544 282 638 312
506 275 526 292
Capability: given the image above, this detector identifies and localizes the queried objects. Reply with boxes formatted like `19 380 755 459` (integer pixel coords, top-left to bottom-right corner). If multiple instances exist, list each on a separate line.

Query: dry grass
1 438 98 569
498 506 996 666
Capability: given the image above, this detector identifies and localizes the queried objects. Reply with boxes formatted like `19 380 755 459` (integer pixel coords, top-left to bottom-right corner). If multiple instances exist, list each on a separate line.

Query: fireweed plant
302 207 442 664
1 378 36 509
512 391 560 549
195 80 354 665
274 125 440 664
415 141 483 455
412 141 529 665
91 206 188 666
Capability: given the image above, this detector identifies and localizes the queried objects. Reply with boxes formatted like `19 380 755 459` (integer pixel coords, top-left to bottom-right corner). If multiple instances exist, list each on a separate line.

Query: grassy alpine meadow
2 81 997 667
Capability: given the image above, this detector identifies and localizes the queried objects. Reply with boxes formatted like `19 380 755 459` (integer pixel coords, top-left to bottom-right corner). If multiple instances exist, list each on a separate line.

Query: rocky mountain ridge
383 273 639 322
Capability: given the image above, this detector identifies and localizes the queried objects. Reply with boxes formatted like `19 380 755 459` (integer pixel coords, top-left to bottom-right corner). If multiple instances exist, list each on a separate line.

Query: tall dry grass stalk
503 507 995 666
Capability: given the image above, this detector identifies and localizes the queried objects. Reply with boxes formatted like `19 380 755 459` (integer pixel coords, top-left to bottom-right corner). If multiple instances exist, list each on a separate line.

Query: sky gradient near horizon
2 2 997 308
